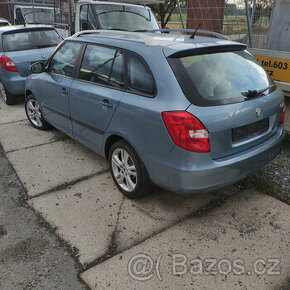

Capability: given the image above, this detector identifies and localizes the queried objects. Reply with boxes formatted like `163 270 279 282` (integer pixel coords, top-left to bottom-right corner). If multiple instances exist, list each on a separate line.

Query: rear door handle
61 88 68 95
101 99 113 108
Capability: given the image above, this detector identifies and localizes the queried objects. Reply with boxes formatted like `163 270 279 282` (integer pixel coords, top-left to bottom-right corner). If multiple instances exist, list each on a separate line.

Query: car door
38 41 82 136
70 44 125 153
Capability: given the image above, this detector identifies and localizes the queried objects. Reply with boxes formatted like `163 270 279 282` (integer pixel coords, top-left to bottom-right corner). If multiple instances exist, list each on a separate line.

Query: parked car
75 0 160 33
25 30 285 198
0 25 62 105
0 18 11 27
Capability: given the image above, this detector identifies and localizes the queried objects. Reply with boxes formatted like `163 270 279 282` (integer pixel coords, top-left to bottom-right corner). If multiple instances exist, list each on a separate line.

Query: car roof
77 0 163 5
68 30 246 57
0 25 55 34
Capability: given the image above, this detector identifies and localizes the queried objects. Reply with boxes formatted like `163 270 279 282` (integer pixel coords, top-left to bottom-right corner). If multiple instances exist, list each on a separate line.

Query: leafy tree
149 0 177 28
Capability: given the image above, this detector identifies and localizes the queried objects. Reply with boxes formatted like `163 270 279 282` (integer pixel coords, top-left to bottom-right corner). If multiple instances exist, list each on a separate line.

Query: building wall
187 0 225 33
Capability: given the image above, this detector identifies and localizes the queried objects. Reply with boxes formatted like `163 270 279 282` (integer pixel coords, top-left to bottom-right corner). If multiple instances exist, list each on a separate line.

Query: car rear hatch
167 44 285 159
4 47 56 77
1 27 61 77
186 93 283 159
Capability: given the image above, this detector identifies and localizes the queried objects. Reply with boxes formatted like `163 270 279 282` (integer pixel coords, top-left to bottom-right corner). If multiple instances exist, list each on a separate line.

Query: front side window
16 8 25 25
3 29 61 52
92 4 159 31
80 4 97 30
48 42 81 77
79 4 88 30
171 50 274 105
79 44 116 85
127 54 155 96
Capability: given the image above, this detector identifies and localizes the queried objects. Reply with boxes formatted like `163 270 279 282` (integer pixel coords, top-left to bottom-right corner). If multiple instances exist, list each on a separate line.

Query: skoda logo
256 107 261 118
41 54 46 60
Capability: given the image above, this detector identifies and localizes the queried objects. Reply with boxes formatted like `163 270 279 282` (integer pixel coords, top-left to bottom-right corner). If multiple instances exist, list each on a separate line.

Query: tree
149 0 178 28
249 0 273 24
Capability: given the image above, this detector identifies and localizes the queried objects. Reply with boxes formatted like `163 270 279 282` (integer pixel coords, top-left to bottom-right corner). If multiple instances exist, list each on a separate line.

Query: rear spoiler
166 44 247 58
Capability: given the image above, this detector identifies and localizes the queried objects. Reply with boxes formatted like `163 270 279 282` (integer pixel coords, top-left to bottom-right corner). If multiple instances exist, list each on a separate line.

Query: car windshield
92 4 159 31
0 22 9 27
3 29 61 52
22 8 54 24
176 50 274 104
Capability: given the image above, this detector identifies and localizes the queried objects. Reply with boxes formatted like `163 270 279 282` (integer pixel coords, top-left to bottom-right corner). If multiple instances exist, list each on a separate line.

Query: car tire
25 94 51 130
0 83 17 105
109 140 150 198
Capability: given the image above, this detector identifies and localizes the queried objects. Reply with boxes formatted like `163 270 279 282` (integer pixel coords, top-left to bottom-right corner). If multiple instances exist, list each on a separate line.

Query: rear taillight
162 111 210 153
279 104 285 124
0 55 18 72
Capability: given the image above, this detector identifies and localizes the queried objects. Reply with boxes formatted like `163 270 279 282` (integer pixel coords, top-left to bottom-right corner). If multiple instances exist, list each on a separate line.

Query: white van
74 0 161 33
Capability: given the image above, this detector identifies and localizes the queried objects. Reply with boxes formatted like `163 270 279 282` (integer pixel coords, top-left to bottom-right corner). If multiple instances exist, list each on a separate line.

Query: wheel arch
104 134 125 159
25 89 33 99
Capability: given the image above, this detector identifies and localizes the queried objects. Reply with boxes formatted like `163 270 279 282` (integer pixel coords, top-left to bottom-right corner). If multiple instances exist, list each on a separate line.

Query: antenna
190 22 202 39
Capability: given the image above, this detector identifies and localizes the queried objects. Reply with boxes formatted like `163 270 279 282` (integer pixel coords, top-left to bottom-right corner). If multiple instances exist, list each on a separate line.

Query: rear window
3 29 61 52
169 50 274 106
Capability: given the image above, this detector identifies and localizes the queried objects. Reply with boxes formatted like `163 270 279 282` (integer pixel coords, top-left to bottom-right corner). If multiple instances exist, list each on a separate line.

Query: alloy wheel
111 148 137 192
0 83 7 103
26 99 43 128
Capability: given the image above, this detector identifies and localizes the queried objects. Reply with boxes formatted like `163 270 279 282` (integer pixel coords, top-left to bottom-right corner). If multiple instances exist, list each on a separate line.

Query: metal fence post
68 0 73 35
245 0 252 47
176 0 185 30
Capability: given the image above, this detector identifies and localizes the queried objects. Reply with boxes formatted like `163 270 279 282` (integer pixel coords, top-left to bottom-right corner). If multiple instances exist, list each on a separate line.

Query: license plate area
232 118 269 142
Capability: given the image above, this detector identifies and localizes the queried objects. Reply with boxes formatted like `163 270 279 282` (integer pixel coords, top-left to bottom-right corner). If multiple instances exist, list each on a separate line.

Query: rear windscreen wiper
241 84 276 99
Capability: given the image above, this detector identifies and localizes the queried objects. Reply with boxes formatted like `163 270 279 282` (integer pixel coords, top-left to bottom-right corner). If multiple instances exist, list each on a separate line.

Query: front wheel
25 95 51 130
109 140 150 198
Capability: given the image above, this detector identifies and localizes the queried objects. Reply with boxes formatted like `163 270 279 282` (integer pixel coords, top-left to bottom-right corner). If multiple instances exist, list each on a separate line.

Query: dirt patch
0 224 7 237
0 235 49 264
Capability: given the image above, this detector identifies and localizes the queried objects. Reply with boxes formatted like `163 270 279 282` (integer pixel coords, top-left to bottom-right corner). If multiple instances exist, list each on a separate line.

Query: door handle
101 99 113 108
61 88 68 95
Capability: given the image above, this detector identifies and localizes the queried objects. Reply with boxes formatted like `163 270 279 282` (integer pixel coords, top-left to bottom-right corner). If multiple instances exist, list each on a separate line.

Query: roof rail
71 28 229 40
148 29 229 40
71 30 101 38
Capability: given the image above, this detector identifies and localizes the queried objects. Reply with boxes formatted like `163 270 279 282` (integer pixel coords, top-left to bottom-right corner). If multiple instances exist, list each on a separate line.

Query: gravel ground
240 133 290 204
0 144 87 289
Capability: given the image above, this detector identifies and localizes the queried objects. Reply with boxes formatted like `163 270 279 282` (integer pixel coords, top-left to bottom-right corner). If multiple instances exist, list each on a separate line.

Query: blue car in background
25 31 285 198
0 25 61 105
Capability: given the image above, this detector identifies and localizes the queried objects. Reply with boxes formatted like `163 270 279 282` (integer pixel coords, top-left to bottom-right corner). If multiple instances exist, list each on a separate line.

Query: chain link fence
164 0 274 49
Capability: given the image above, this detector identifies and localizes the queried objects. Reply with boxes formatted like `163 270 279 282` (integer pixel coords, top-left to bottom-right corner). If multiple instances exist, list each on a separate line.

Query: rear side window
79 44 116 85
48 42 81 77
169 50 274 106
109 51 124 88
127 53 155 96
3 29 61 52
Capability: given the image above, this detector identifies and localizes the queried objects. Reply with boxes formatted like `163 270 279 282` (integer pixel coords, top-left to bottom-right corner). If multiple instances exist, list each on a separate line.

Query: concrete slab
0 98 26 125
0 120 67 152
81 191 290 290
115 190 216 252
7 139 108 197
28 173 123 267
27 170 221 267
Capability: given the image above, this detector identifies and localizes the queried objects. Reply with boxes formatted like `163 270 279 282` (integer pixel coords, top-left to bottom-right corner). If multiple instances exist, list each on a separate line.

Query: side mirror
31 62 45 73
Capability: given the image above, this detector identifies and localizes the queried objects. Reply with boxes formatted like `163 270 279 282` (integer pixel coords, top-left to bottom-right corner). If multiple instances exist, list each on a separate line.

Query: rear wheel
0 83 17 105
25 95 51 130
109 140 150 198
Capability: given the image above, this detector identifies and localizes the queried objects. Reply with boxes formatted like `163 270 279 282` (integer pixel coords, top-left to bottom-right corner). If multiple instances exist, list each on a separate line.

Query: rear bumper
0 71 25 95
140 125 284 195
